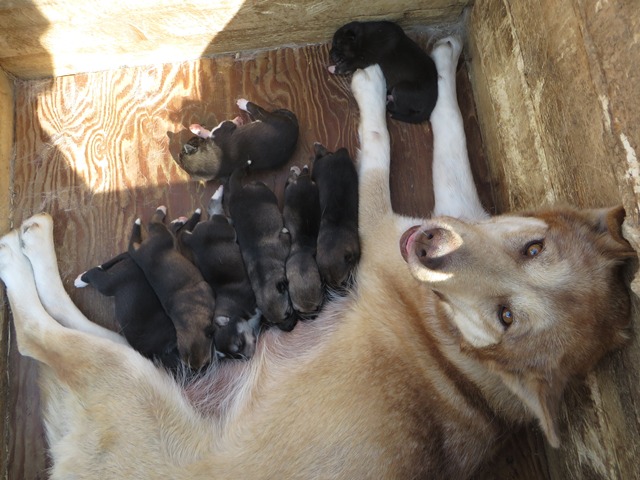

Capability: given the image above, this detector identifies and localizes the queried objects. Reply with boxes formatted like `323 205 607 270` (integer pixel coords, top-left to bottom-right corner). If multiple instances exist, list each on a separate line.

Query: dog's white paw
0 229 31 284
20 213 54 257
431 36 462 74
237 98 249 112
351 65 387 110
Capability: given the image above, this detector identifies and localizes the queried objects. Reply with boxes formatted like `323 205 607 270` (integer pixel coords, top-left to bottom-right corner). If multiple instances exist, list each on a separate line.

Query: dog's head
400 206 636 447
328 21 366 75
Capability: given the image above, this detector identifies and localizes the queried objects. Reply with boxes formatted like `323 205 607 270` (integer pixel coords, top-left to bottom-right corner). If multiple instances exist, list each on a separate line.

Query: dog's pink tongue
328 65 336 74
232 116 244 126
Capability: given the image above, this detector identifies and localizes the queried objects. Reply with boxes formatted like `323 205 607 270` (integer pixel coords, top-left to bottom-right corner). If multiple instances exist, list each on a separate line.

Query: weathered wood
0 67 13 480
468 0 640 478
0 0 469 79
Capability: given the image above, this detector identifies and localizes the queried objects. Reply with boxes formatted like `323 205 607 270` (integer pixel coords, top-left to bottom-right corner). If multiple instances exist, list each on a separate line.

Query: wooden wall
0 0 468 79
468 0 640 478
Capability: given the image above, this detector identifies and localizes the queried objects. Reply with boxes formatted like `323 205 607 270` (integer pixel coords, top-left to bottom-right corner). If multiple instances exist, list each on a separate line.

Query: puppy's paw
20 213 54 257
208 186 224 216
236 98 249 112
74 272 89 288
189 123 212 138
351 65 386 113
431 35 462 73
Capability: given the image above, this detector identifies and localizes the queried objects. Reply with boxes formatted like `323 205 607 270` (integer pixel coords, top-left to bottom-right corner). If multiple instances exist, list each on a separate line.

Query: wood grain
0 0 469 79
8 40 545 479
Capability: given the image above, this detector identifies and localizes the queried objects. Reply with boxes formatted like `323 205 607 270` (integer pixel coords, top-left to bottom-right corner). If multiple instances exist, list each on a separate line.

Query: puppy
312 143 360 288
226 168 296 331
75 252 180 369
128 206 216 369
177 187 261 360
283 165 323 315
177 99 299 181
328 20 438 123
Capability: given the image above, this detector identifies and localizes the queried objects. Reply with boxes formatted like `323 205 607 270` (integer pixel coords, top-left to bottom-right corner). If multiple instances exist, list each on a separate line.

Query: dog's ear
582 206 637 257
497 370 565 448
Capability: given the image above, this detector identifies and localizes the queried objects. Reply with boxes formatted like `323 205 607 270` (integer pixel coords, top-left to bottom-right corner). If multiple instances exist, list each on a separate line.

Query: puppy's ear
183 143 198 155
497 371 565 448
582 206 637 258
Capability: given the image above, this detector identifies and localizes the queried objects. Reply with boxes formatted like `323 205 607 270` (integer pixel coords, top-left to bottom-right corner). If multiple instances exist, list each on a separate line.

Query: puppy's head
170 282 217 370
286 252 323 315
178 135 223 181
328 21 365 75
213 309 261 360
257 273 297 332
317 227 360 288
400 206 636 447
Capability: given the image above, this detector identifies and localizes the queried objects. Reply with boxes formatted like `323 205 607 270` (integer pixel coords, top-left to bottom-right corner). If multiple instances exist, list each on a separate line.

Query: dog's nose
413 227 458 270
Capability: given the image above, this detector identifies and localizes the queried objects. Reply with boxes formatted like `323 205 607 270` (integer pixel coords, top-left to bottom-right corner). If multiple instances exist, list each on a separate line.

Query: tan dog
0 36 635 479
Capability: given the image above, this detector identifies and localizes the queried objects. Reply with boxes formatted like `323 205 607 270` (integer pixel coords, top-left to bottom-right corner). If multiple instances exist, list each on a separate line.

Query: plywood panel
467 0 640 478
0 0 469 79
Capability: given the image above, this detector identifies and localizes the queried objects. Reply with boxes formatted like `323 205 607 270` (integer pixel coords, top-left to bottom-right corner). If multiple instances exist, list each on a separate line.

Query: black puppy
226 168 296 331
75 252 180 369
312 143 360 288
128 207 216 369
328 21 438 124
175 187 261 359
177 99 299 181
283 165 323 316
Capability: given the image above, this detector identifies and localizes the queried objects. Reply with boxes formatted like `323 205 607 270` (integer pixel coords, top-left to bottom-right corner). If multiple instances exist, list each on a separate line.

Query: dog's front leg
19 213 129 345
351 65 393 234
430 36 488 221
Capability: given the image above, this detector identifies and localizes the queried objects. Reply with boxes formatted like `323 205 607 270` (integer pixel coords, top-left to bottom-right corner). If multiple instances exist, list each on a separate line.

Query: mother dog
0 36 635 479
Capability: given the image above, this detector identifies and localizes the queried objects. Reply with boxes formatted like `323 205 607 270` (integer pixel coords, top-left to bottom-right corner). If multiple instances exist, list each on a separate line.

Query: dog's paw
351 65 386 112
236 98 249 112
20 213 54 256
0 230 26 278
431 36 462 73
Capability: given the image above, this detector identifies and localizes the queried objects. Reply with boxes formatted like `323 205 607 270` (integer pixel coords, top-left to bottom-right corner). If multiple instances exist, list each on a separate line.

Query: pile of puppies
77 140 359 370
78 20 434 372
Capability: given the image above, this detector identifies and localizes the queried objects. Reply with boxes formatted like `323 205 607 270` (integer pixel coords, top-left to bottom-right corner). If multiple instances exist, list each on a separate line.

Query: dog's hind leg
19 214 129 345
430 36 488 221
351 65 393 234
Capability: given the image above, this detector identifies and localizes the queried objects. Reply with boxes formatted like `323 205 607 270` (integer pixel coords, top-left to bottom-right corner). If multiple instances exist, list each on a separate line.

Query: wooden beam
0 0 469 79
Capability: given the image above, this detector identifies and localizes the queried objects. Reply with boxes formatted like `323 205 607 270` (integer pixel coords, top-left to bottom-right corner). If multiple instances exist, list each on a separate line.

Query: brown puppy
177 99 299 181
312 142 360 288
128 206 216 369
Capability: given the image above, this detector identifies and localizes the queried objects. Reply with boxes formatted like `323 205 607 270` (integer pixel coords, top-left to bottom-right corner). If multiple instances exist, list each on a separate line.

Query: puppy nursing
329 20 438 123
0 34 636 480
178 99 299 181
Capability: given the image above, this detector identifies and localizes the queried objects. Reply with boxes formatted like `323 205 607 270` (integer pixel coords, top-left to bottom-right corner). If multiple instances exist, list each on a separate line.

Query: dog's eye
498 306 514 328
276 279 288 294
524 241 544 257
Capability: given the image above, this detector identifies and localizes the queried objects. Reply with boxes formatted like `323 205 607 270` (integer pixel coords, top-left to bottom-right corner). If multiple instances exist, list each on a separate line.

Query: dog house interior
0 0 639 478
